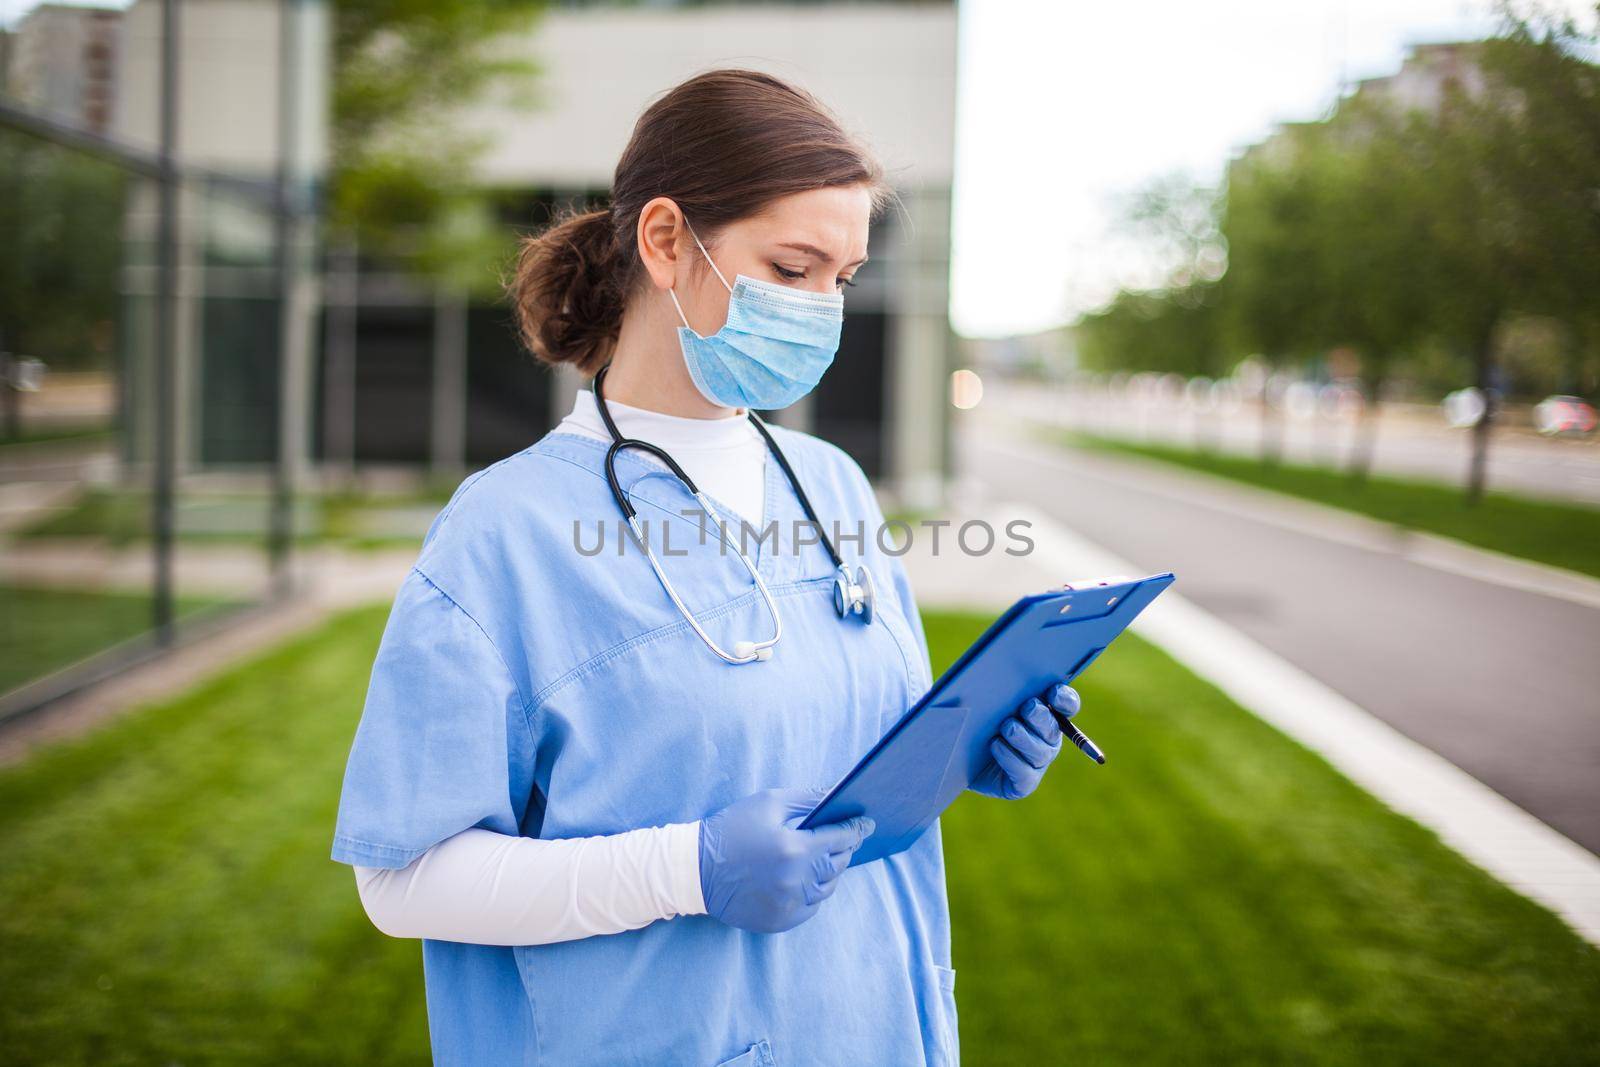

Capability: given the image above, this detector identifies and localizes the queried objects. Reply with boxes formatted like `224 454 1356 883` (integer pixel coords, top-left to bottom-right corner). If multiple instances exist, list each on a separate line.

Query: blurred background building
325 0 956 500
0 0 957 716
1 0 328 714
4 2 122 134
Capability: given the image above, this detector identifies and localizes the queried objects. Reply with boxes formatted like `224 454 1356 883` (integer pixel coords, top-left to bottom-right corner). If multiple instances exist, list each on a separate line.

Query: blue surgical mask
668 221 844 410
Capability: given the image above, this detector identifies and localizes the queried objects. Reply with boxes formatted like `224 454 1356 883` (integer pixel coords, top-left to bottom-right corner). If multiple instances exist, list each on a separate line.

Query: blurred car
1533 395 1597 436
1443 387 1489 428
2 356 46 392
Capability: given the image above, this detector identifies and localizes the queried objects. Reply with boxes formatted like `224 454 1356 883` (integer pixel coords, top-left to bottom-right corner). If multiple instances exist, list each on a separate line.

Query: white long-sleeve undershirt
352 388 769 946
355 823 707 945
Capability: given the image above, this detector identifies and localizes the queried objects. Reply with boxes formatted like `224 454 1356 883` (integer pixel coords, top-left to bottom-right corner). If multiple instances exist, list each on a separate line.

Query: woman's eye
771 262 856 290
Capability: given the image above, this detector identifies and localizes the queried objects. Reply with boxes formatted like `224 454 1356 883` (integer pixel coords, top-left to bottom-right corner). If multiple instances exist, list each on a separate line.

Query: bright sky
949 0 1595 338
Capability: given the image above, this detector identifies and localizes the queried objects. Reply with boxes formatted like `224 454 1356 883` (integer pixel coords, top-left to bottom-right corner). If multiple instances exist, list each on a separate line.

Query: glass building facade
0 0 329 717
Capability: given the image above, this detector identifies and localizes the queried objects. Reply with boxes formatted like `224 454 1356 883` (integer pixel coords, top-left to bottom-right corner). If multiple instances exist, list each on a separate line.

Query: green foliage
1 606 1598 1063
1297 94 1433 389
0 131 127 370
1470 3 1600 389
1077 283 1229 378
1079 176 1232 378
1217 129 1328 370
330 0 548 295
1081 4 1600 405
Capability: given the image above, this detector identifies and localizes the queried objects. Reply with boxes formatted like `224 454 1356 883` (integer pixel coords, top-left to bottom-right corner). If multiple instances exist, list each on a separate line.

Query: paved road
996 380 1600 506
960 415 1600 854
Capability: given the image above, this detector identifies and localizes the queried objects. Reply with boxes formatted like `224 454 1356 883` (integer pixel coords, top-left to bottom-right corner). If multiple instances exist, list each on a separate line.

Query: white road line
996 500 1600 948
984 435 1600 613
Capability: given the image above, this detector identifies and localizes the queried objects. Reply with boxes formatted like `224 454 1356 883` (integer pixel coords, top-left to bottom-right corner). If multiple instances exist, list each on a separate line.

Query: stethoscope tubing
593 365 845 567
590 365 867 663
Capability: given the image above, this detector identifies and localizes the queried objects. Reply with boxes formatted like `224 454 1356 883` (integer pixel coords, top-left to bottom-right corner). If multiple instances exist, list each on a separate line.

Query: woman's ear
637 197 686 291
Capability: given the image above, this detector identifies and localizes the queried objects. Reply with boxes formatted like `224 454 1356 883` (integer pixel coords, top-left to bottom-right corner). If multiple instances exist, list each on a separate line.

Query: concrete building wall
462 4 956 188
113 0 329 180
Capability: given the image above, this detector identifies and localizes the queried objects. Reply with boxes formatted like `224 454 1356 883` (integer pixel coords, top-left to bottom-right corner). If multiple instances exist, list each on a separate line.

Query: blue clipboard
799 572 1175 866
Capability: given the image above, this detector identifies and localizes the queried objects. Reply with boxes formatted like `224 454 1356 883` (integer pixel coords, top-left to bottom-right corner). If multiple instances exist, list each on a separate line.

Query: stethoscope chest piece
833 564 875 624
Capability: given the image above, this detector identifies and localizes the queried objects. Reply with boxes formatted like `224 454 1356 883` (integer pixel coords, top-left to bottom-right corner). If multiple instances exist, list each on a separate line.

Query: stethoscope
592 365 874 665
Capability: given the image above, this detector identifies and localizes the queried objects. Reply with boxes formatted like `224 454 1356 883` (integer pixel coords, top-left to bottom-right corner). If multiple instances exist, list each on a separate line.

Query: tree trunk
0 341 18 441
1561 320 1589 396
1193 395 1212 454
1465 322 1497 506
1347 369 1384 484
1259 378 1283 466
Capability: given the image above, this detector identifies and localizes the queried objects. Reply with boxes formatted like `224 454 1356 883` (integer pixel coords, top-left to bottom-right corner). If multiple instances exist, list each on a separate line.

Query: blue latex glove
970 683 1079 800
698 787 876 934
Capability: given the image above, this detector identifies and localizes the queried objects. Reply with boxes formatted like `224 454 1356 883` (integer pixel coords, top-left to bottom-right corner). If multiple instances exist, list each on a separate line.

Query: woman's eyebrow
778 242 869 267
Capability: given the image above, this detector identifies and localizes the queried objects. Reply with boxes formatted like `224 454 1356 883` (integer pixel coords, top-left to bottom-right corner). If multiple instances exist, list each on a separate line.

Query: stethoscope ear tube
605 437 700 522
603 441 639 522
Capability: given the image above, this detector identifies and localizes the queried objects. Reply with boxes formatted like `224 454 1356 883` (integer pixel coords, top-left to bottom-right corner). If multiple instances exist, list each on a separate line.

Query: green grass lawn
1 607 1597 1065
1061 432 1600 581
0 586 224 694
0 425 114 450
14 487 440 552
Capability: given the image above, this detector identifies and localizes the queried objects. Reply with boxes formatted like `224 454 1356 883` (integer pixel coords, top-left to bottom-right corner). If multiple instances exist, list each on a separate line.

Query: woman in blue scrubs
332 68 1078 1067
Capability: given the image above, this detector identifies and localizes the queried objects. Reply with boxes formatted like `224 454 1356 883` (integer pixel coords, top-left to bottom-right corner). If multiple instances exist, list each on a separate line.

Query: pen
1063 719 1106 764
1049 705 1107 765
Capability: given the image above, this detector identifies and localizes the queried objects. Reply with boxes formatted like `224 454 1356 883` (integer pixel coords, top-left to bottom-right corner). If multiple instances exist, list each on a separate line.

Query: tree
1074 0 1599 495
1396 4 1599 502
1298 96 1435 481
1073 176 1231 389
1216 131 1326 463
1076 283 1227 380
330 0 547 293
0 132 125 376
1477 4 1600 401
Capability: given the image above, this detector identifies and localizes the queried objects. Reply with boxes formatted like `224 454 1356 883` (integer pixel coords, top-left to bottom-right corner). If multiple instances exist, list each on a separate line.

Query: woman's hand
970 683 1080 800
698 787 875 934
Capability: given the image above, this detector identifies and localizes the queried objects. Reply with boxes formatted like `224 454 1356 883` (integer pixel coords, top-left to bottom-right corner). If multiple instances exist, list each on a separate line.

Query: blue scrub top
331 426 957 1067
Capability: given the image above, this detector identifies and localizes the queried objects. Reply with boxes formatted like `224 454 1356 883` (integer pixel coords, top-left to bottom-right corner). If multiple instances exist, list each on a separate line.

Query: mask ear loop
666 218 733 332
686 220 733 291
